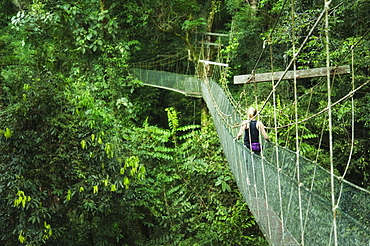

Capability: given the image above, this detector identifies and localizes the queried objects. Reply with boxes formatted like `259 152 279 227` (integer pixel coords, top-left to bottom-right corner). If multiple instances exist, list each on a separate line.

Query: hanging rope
130 1 370 244
258 5 329 116
333 44 357 238
262 80 369 129
290 0 305 244
269 31 288 242
324 1 338 246
341 47 356 179
134 61 370 246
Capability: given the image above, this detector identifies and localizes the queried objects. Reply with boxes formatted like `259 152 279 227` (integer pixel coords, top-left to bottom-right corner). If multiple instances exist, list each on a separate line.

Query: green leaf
123 176 130 189
18 231 26 243
93 185 99 194
80 139 87 149
66 189 72 201
4 128 13 138
222 181 231 192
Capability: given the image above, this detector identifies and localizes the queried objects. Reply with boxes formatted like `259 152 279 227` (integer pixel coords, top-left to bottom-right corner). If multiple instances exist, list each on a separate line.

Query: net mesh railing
133 69 370 246
131 69 202 98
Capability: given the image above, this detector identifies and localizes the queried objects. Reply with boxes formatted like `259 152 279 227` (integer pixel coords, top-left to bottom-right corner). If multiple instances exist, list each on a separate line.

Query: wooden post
234 65 350 84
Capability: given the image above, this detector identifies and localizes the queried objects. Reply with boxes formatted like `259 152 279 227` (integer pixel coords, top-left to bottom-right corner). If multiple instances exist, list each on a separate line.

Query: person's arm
257 121 270 141
234 120 247 141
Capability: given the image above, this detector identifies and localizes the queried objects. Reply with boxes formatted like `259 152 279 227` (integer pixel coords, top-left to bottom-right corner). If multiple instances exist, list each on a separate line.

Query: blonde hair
247 107 257 119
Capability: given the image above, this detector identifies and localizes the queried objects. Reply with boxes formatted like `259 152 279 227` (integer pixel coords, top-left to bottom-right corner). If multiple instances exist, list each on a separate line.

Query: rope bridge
132 68 370 246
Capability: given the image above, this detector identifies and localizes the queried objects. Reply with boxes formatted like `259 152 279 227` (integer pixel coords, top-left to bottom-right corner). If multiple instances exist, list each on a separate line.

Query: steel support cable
136 46 370 246
228 0 308 122
260 26 367 119
249 152 261 222
259 152 274 238
268 0 289 40
220 44 269 121
259 21 362 120
211 23 269 151
260 149 272 239
136 58 370 245
217 32 261 118
134 55 369 135
226 45 265 116
132 4 364 243
300 77 328 240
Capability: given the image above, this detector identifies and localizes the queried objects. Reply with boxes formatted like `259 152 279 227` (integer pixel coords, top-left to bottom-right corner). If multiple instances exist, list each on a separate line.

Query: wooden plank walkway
248 185 300 246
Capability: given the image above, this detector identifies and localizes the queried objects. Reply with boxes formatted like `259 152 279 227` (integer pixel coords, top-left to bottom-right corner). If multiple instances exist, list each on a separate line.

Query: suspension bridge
131 67 369 246
129 1 370 245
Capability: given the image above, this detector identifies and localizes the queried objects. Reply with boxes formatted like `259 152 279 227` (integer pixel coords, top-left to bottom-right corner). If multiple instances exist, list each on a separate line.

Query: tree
0 1 146 244
120 107 267 245
1 1 267 245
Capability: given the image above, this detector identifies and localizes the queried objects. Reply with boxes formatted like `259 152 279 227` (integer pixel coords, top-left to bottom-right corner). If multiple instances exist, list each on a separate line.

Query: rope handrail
129 3 370 241
134 68 370 245
263 80 370 129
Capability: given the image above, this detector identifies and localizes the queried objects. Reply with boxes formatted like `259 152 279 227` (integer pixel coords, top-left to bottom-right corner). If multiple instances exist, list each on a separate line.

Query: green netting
132 69 202 98
134 69 370 246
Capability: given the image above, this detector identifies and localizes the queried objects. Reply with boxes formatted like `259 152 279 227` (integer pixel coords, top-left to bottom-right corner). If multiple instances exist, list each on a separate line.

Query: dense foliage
0 0 369 245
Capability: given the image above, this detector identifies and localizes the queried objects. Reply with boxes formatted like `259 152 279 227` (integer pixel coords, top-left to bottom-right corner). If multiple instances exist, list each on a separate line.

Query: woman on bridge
234 107 270 155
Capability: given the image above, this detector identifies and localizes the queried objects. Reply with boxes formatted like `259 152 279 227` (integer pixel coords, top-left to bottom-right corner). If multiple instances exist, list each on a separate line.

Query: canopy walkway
132 68 370 246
